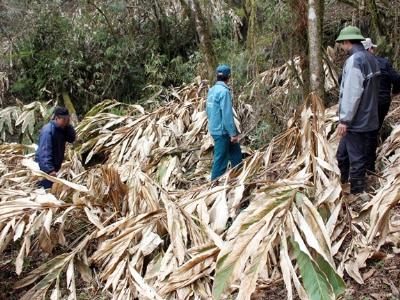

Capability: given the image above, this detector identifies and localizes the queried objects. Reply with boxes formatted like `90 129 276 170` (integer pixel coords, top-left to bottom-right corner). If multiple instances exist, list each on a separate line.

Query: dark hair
217 74 230 82
53 106 69 118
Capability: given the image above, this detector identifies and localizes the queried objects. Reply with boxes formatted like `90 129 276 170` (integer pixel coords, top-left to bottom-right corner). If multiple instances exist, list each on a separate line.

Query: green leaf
315 253 346 297
212 254 234 300
290 239 334 300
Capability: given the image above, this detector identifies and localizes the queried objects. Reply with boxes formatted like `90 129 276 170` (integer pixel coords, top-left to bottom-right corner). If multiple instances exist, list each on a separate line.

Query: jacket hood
349 43 365 56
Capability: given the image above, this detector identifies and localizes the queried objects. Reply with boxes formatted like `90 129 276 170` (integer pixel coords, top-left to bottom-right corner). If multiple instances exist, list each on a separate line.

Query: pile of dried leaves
0 78 399 300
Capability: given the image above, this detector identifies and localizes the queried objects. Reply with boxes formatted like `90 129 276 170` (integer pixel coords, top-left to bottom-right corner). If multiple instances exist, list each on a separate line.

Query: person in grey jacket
335 26 381 194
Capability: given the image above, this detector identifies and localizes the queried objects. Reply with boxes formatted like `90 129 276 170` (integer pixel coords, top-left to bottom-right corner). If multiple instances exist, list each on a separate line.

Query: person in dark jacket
362 38 400 172
35 107 76 189
206 64 242 180
335 26 381 194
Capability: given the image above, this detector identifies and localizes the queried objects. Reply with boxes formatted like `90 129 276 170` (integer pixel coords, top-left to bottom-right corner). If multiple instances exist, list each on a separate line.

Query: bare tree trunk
179 0 196 27
307 0 324 97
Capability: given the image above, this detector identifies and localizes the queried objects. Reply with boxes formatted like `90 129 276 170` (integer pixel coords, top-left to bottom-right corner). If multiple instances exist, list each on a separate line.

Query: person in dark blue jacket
206 65 242 180
362 38 400 172
35 107 76 188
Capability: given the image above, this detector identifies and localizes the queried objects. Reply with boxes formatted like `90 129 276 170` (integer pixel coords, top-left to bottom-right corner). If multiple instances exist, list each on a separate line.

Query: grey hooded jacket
339 43 381 132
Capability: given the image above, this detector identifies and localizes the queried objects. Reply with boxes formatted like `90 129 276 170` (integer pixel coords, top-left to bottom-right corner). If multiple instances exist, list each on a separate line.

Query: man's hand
231 135 240 143
337 123 347 137
49 171 57 176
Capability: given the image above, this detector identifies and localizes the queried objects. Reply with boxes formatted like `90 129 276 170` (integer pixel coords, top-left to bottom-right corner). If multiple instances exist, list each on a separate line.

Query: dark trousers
378 101 391 130
337 131 373 194
366 101 391 172
37 179 53 189
211 134 243 180
366 130 378 172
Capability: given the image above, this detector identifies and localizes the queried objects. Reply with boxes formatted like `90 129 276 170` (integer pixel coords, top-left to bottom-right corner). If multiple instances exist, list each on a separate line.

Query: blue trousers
211 135 243 180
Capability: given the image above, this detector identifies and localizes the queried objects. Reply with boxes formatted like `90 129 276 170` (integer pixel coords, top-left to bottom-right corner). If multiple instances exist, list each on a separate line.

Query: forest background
1 0 398 143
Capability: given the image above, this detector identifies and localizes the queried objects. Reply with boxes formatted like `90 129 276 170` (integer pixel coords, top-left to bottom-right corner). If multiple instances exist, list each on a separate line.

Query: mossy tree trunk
288 0 310 98
245 0 257 52
62 91 78 126
184 0 217 80
366 0 385 37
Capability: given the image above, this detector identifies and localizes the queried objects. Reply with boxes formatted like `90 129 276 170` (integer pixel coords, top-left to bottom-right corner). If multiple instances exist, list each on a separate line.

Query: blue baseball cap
216 64 231 77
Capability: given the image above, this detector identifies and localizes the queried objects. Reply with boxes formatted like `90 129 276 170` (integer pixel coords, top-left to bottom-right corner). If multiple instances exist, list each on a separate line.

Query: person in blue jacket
206 64 242 180
35 107 76 189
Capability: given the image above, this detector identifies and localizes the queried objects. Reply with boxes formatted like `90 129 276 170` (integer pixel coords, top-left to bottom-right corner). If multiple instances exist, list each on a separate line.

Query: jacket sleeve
386 61 400 94
37 130 55 173
339 60 365 125
64 125 76 143
220 90 238 137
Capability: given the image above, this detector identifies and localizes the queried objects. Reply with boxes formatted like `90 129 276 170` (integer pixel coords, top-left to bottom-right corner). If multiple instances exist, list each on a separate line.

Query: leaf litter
0 77 399 299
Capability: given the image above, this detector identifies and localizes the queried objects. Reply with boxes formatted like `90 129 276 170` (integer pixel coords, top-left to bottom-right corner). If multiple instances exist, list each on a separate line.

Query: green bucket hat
336 26 365 42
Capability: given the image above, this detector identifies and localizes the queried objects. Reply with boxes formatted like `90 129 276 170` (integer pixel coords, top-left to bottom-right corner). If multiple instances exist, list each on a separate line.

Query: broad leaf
290 239 335 300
